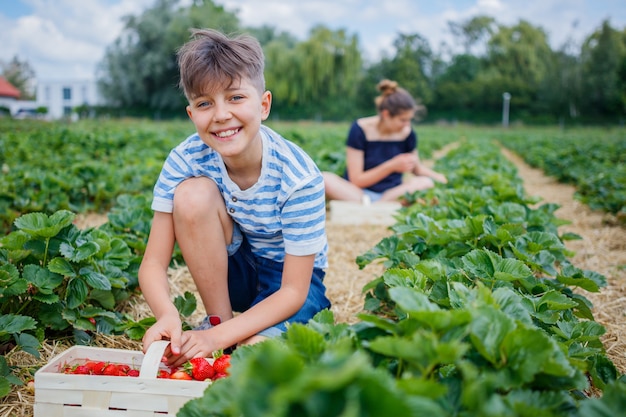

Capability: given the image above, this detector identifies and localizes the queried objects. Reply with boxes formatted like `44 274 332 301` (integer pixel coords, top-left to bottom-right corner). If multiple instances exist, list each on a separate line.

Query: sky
1 0 625 81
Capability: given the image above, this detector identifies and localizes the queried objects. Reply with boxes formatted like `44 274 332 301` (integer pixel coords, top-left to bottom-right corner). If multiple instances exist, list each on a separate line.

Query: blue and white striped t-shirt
152 124 328 269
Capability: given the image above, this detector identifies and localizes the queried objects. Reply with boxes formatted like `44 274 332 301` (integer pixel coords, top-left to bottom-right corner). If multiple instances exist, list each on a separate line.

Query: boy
139 29 330 367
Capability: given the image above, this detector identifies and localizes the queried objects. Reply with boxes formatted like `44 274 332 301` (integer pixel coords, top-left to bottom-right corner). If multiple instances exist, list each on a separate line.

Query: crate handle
139 340 171 379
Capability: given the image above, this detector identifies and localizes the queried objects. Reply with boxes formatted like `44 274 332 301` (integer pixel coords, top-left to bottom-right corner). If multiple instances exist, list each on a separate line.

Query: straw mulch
2 148 625 417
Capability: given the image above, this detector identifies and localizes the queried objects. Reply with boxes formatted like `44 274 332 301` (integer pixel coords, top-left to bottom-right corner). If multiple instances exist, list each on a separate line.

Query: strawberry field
1 119 625 416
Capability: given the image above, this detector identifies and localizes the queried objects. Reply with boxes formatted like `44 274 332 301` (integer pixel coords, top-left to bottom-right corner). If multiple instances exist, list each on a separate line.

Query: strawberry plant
0 210 138 352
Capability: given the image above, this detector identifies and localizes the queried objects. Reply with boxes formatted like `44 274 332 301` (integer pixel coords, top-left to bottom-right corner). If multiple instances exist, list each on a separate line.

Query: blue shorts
226 225 331 338
363 188 384 203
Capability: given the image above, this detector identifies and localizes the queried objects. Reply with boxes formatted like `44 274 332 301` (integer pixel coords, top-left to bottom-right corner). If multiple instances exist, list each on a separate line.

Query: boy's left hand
164 329 219 368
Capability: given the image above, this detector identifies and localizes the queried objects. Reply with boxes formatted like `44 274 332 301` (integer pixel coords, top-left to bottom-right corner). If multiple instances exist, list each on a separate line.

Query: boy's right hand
142 314 183 356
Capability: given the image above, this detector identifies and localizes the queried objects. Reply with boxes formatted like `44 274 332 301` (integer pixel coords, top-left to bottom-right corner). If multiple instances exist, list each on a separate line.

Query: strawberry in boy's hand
185 357 215 381
157 369 171 379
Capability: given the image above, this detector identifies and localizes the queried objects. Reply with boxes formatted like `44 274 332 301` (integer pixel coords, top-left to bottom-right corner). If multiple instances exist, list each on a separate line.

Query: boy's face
186 77 271 161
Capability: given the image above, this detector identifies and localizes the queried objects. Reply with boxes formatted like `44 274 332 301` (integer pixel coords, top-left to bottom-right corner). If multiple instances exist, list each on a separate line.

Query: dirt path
500 148 626 373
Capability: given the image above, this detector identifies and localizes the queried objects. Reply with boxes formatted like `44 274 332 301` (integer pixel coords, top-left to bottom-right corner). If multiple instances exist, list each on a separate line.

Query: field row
2 120 623 235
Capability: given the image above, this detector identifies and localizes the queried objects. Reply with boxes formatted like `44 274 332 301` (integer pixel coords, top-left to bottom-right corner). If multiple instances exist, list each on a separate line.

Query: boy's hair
374 79 418 117
177 28 265 100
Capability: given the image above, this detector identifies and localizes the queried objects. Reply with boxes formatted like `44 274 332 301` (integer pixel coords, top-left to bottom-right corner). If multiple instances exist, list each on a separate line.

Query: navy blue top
344 121 417 193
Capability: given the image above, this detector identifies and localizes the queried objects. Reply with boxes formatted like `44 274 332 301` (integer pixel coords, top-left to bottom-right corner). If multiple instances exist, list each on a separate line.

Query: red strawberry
72 365 91 375
212 353 231 376
25 379 35 394
170 370 192 380
85 361 106 375
184 358 215 381
117 364 131 375
157 369 171 379
103 364 122 376
127 369 140 377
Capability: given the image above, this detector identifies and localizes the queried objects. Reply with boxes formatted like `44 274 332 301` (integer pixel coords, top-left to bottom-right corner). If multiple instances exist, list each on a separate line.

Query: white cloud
0 0 153 79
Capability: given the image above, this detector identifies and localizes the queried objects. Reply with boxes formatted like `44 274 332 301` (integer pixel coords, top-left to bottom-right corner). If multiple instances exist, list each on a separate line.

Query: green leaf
73 317 96 331
502 389 577 416
284 323 327 361
557 263 607 292
66 277 88 309
560 232 582 241
33 292 60 304
38 303 69 330
23 264 64 294
13 210 75 238
396 377 448 399
369 332 467 375
469 305 516 365
536 290 578 311
0 264 28 297
553 320 606 343
89 289 116 310
47 257 76 277
0 356 9 376
123 316 156 340
492 287 533 325
0 230 31 251
492 257 534 282
0 314 37 337
389 287 439 313
383 268 431 291
173 291 197 317
462 249 533 286
355 313 399 335
500 326 579 387
16 333 41 358
79 267 111 290
0 377 10 398
491 202 527 224
60 241 99 262
578 380 626 416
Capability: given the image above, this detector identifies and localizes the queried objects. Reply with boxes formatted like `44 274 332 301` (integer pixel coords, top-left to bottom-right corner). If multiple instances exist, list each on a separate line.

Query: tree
432 54 483 111
539 42 582 122
482 20 554 115
579 20 626 118
265 25 363 120
96 0 239 118
448 15 496 55
390 33 434 105
1 56 36 100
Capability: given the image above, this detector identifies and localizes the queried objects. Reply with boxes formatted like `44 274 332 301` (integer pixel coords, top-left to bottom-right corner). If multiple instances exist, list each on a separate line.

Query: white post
502 92 511 128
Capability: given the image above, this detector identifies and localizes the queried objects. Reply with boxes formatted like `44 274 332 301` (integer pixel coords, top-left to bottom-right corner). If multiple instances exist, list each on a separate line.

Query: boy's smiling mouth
214 128 240 138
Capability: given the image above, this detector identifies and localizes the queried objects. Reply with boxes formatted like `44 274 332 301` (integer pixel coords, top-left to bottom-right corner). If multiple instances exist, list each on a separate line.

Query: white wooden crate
34 340 210 417
328 200 402 225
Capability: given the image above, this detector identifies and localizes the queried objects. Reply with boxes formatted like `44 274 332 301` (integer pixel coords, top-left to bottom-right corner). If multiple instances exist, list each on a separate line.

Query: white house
36 79 104 119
